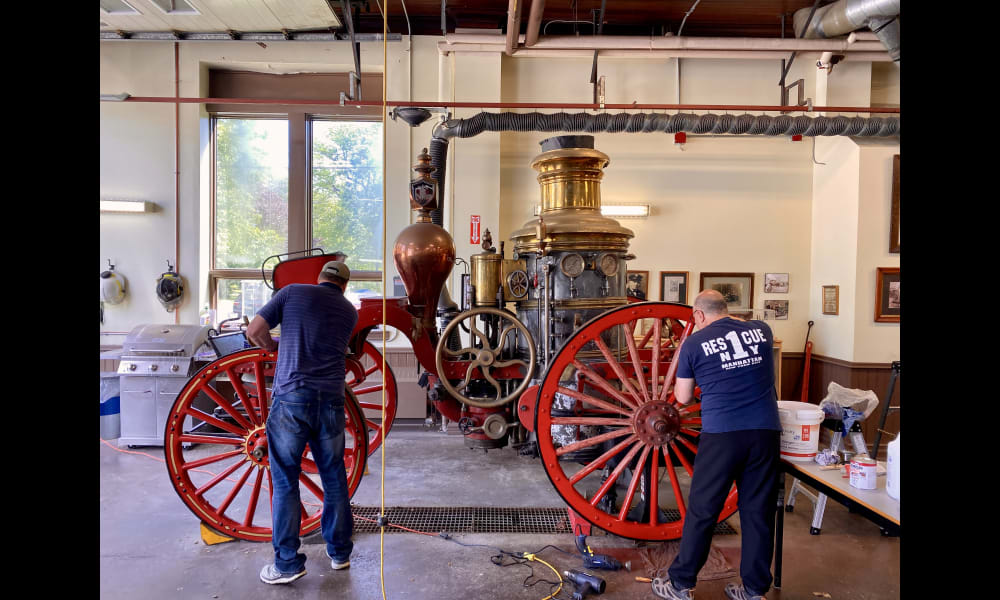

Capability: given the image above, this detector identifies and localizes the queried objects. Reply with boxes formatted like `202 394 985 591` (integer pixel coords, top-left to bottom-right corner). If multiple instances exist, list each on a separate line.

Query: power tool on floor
575 532 631 571
563 569 606 600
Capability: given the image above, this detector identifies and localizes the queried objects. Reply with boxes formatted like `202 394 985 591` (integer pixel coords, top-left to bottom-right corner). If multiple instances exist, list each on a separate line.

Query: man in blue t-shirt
246 260 359 585
652 290 781 600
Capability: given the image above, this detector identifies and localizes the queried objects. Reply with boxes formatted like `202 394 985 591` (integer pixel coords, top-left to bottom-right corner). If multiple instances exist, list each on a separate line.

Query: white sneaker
326 550 350 570
259 564 306 585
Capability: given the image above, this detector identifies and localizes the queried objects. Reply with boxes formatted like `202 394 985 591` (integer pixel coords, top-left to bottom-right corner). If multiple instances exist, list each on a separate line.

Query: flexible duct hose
428 136 449 228
431 111 899 141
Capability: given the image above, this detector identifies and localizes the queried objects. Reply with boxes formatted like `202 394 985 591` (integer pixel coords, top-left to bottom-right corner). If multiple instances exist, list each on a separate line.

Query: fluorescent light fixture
100 93 131 102
101 200 155 213
100 0 140 14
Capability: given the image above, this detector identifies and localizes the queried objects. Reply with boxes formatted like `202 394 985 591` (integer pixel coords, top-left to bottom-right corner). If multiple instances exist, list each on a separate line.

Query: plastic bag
818 382 879 433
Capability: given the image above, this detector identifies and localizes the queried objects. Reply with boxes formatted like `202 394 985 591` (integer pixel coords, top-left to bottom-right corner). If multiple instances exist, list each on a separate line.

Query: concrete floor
100 425 899 599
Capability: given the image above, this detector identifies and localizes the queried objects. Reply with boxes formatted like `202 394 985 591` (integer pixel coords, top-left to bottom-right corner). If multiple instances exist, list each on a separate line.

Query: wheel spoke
301 457 318 472
178 434 244 446
663 448 687 519
555 386 631 417
556 427 633 457
590 441 644 509
243 467 264 527
657 320 695 403
678 402 701 415
669 442 695 477
623 328 651 404
468 320 490 348
216 463 254 515
194 457 246 497
571 360 639 412
299 472 325 503
364 363 379 376
550 417 632 427
649 448 659 525
226 368 260 426
592 336 642 409
482 370 503 404
253 359 270 422
181 407 248 437
352 383 384 396
651 319 662 400
199 381 255 432
680 418 702 426
493 358 529 370
674 435 699 455
181 449 245 471
443 345 478 358
618 445 651 521
678 428 701 438
569 434 639 485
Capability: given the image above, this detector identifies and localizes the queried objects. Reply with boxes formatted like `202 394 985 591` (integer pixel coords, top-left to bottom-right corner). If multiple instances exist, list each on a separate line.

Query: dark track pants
667 429 781 595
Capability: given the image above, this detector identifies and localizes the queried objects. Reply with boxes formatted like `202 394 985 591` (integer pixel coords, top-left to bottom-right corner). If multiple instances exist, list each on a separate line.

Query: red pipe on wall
115 96 900 114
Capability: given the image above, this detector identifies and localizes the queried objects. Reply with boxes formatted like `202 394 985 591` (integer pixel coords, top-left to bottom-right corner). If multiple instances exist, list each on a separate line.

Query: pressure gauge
596 253 619 277
559 253 585 278
507 270 529 299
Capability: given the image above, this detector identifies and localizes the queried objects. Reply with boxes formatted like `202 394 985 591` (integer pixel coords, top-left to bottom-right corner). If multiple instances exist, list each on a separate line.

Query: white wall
100 36 898 362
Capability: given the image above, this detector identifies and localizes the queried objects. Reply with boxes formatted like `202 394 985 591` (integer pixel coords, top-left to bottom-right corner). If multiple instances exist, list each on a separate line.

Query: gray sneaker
724 582 765 600
259 564 306 585
651 577 694 600
326 550 350 570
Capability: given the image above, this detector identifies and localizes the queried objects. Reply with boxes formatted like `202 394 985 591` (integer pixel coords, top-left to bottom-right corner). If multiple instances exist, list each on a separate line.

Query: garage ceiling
100 0 825 39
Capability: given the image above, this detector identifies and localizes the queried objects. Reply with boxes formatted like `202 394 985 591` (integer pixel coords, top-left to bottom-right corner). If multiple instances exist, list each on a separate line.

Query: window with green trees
212 115 383 322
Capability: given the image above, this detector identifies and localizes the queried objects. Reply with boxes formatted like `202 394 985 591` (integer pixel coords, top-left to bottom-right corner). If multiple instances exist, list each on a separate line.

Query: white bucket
886 433 900 500
777 400 825 462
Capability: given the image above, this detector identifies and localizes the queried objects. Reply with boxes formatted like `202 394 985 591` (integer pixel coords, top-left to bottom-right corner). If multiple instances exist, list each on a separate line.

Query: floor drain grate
350 506 736 535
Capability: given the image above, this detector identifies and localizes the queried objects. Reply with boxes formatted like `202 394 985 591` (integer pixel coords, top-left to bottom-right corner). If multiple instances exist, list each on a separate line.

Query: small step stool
784 477 830 535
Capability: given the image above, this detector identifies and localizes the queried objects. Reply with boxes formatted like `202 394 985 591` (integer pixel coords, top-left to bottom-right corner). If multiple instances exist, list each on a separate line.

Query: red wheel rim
164 348 368 542
347 341 398 456
535 302 738 540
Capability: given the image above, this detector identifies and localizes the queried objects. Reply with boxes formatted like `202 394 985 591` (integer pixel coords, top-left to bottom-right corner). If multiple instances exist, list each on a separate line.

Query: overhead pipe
505 0 524 56
794 0 900 63
442 33 886 53
437 45 892 61
524 0 546 47
174 42 181 325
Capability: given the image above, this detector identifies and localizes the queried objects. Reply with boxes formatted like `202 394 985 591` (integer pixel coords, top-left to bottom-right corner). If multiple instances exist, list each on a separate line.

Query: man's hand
246 315 278 352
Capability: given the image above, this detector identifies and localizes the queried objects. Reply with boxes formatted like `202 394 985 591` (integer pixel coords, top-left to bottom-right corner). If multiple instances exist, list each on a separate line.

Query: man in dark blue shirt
246 260 359 585
652 290 781 600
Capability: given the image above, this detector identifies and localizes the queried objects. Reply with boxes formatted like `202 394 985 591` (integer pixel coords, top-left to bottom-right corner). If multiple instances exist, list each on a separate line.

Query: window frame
209 112 384 318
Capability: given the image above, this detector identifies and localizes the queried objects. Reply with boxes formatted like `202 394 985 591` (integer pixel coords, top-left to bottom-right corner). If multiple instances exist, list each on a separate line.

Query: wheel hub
245 426 268 465
632 401 681 447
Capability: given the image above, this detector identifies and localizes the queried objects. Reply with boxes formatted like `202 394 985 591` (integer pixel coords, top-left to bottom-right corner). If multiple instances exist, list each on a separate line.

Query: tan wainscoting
780 353 901 455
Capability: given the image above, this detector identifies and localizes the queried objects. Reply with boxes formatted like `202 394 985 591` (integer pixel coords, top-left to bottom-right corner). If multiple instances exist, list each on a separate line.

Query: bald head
694 290 729 317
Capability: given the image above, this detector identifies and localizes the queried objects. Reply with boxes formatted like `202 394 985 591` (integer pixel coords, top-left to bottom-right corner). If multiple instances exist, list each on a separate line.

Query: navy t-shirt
256 282 359 399
675 317 781 433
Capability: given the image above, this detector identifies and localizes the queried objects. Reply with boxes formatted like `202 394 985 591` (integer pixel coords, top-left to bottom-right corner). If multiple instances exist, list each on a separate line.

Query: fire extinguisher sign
470 215 481 245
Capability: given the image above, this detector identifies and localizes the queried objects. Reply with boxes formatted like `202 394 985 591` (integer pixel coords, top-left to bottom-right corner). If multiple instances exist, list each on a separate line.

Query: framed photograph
626 270 649 301
822 285 839 315
890 154 900 254
764 273 789 293
699 272 754 314
659 271 689 303
764 299 789 320
875 267 900 322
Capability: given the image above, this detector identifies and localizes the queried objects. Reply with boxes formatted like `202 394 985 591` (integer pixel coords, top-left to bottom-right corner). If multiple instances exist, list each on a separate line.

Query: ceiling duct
794 0 899 63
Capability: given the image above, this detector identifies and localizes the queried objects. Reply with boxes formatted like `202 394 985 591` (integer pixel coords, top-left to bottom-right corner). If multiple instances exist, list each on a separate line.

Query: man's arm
246 315 278 351
673 377 696 405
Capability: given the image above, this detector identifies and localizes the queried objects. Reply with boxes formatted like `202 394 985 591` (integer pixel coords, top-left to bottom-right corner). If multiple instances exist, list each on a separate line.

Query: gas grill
117 324 211 446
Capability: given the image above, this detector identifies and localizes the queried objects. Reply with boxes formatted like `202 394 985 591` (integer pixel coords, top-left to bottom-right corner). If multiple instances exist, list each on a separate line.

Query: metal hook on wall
811 136 826 165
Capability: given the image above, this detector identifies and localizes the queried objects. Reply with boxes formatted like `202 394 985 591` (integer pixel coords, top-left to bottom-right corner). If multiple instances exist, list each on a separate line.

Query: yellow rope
379 2 388 598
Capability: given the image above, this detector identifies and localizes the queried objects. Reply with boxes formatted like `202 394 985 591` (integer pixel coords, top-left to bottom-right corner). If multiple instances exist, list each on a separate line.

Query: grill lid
122 324 211 357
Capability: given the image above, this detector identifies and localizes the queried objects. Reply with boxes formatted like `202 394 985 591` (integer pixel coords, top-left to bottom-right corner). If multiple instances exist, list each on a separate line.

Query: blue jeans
266 386 353 574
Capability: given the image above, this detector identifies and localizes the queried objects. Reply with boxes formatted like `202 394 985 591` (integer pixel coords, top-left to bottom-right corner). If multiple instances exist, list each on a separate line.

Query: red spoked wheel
347 340 398 456
164 348 368 542
535 302 738 541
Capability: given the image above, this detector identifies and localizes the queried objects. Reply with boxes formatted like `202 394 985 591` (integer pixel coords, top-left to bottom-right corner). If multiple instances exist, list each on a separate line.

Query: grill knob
128 363 137 371
150 364 158 372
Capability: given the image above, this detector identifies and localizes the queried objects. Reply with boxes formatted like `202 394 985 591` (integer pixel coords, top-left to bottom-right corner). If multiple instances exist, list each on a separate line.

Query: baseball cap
320 260 351 281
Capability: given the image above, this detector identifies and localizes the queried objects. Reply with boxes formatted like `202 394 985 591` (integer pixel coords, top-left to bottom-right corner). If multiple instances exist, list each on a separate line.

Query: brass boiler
493 135 633 367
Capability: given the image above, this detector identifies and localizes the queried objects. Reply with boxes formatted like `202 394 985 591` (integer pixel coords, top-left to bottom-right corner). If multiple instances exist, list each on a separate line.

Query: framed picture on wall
764 299 789 320
763 273 789 293
890 154 900 254
659 271 689 303
875 267 900 322
822 285 839 315
626 270 649 301
699 272 754 314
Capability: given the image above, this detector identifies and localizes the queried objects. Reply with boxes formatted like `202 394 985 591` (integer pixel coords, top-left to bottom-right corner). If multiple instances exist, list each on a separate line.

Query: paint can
849 454 877 490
